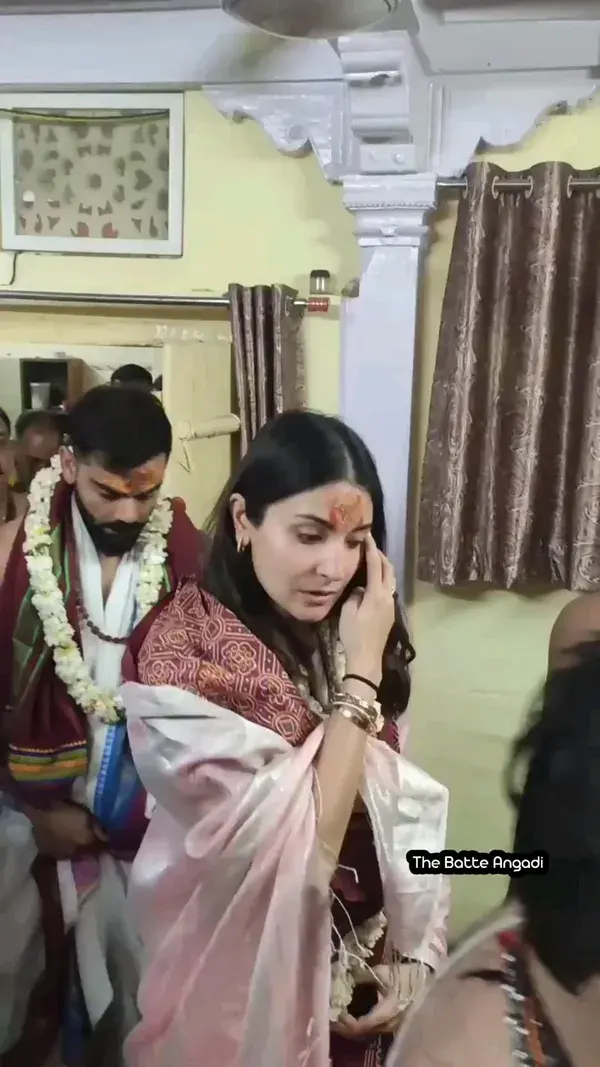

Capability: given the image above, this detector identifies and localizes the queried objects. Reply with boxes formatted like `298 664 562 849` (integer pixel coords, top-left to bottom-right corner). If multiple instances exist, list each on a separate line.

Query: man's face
16 426 62 486
61 449 168 556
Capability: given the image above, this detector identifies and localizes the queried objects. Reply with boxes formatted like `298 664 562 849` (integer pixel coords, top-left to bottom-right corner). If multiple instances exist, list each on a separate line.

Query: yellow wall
408 104 600 936
0 92 359 413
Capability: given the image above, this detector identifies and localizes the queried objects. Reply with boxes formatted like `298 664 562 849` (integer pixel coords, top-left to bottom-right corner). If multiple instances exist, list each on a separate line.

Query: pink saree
121 581 449 1067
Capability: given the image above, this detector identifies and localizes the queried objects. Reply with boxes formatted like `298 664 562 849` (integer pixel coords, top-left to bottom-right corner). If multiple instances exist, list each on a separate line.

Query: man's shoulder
164 497 209 580
168 496 191 521
0 518 23 583
168 497 209 542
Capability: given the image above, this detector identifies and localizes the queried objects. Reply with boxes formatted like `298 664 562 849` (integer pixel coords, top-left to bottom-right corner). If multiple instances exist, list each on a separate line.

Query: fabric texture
121 581 449 1067
228 283 305 455
419 160 600 590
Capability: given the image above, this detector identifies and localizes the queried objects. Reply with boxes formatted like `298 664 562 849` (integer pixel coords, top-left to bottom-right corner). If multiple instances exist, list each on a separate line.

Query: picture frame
0 91 184 256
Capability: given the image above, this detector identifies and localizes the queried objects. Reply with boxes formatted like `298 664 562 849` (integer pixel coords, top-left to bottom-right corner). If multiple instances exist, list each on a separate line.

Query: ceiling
3 0 599 21
0 0 220 10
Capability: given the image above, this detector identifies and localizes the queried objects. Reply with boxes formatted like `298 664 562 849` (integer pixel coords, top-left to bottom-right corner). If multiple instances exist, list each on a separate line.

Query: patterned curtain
418 160 600 591
228 284 306 455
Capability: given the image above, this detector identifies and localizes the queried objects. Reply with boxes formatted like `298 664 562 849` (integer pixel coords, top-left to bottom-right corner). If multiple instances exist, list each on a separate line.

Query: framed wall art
0 92 184 256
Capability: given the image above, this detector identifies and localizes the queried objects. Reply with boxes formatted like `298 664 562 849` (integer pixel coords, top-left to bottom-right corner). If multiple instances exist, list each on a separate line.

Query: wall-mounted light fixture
309 269 332 296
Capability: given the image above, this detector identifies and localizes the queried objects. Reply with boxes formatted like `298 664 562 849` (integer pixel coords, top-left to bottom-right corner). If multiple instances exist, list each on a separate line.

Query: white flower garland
330 911 387 1021
23 455 173 724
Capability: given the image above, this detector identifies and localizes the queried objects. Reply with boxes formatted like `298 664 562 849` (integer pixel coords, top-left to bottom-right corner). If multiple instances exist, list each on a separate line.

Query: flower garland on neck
23 455 173 724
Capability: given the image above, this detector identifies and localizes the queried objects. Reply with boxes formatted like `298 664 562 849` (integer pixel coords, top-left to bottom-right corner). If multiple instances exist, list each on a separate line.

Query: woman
121 410 450 1067
387 639 600 1067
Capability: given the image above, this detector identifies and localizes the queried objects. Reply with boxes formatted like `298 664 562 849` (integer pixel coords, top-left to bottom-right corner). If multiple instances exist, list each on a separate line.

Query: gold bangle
330 699 383 736
333 704 379 736
333 689 375 715
331 691 384 735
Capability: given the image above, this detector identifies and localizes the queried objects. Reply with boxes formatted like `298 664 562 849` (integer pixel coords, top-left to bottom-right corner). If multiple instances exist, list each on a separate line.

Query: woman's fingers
331 1012 363 1040
364 534 383 592
349 991 404 1036
379 551 396 596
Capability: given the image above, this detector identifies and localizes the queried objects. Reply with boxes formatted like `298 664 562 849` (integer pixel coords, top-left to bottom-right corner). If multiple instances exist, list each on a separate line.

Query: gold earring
236 535 247 554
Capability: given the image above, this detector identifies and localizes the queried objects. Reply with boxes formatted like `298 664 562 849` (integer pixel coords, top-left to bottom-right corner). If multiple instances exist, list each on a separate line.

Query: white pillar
340 173 436 589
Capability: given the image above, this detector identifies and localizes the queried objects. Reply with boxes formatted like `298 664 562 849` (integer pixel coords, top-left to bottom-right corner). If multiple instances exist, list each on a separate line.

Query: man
0 385 206 1067
0 411 62 523
110 364 154 391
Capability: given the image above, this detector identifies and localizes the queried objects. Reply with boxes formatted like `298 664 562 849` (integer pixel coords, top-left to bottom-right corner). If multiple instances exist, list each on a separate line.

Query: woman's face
231 481 373 622
0 419 10 444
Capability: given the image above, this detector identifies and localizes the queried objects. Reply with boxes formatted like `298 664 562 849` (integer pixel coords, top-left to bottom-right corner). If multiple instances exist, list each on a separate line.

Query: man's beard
75 492 146 557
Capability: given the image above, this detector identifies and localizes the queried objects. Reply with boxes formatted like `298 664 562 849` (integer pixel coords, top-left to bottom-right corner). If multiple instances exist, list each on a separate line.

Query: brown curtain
418 160 600 591
228 284 306 455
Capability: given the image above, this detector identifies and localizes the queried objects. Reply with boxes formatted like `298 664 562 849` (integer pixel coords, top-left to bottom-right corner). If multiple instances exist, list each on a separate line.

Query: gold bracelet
331 690 384 734
333 689 376 716
333 704 379 736
330 696 383 736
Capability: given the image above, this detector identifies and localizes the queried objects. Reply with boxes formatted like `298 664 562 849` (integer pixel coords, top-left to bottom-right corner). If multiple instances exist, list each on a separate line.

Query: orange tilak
326 489 367 532
101 462 163 496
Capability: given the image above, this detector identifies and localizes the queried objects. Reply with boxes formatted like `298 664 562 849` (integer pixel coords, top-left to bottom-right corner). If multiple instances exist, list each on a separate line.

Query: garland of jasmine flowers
23 455 173 725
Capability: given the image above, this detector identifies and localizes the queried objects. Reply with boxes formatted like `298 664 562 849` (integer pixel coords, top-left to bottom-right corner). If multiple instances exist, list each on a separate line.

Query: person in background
387 638 600 1067
110 364 154 391
548 589 600 672
0 406 11 444
0 408 13 523
0 385 208 1067
0 410 62 522
120 409 449 1067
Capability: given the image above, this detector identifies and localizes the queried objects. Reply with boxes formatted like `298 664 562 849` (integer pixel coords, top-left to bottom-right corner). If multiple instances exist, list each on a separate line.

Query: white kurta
0 500 146 1063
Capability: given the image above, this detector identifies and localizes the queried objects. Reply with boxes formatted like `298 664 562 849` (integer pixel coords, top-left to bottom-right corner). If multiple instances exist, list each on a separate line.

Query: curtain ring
566 174 574 199
524 177 533 199
491 176 500 199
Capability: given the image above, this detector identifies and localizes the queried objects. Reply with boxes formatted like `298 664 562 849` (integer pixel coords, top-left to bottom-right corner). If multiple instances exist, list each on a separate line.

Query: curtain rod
437 176 600 192
0 290 330 313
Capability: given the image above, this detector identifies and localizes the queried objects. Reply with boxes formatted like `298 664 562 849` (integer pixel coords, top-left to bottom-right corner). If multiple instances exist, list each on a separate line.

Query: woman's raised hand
338 534 396 687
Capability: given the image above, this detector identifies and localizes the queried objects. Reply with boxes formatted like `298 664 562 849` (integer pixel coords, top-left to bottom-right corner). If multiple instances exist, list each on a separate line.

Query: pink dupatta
121 583 449 1067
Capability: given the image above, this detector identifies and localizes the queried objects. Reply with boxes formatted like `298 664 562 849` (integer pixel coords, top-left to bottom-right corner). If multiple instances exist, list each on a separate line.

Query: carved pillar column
340 173 437 588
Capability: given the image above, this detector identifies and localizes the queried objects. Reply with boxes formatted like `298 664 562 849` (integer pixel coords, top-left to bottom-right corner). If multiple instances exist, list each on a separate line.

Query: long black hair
504 638 600 992
204 409 415 715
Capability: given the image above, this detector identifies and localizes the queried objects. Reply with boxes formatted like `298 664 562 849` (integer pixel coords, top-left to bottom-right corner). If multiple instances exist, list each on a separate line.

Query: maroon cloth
0 481 207 807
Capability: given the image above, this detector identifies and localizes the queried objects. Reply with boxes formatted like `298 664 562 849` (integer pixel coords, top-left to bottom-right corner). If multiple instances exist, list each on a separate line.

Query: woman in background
121 410 449 1067
387 638 600 1067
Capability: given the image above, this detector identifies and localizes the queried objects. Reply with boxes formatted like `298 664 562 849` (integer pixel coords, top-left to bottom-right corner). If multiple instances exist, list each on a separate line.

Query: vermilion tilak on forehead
101 463 163 495
325 488 368 532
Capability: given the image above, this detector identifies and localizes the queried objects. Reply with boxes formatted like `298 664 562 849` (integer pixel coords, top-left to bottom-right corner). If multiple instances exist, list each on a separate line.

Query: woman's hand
331 967 405 1040
339 534 396 686
25 802 107 859
350 988 405 1037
